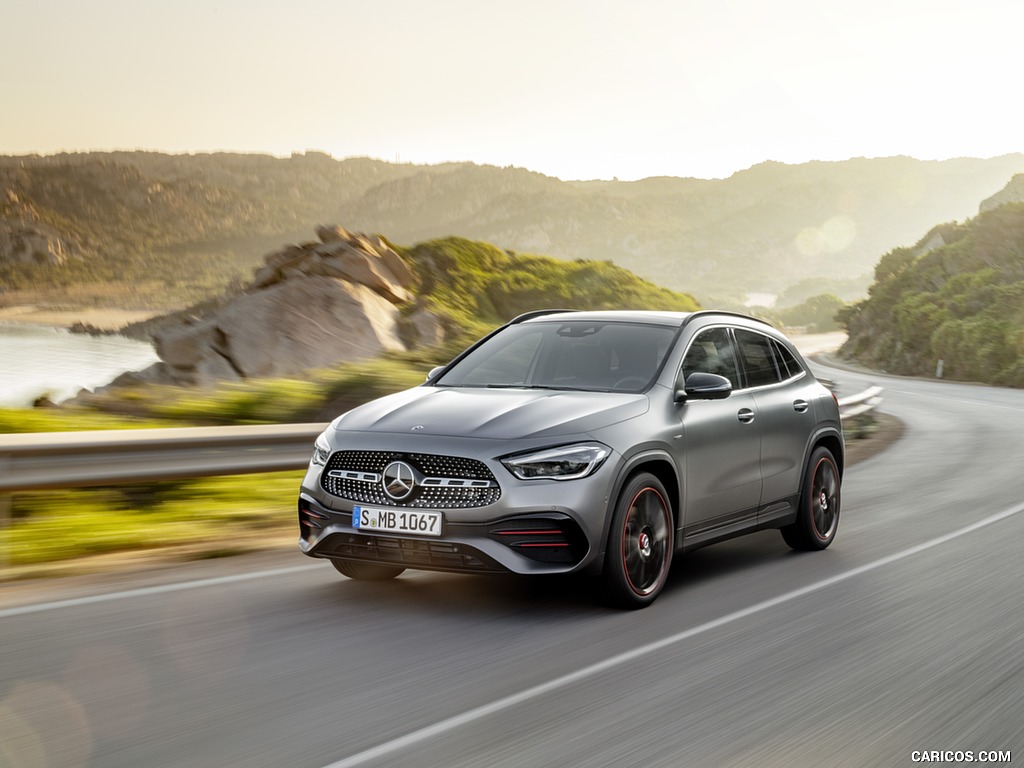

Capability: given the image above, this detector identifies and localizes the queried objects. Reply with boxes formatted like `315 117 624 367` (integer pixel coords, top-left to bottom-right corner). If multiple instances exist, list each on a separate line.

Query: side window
771 339 804 380
735 329 782 388
680 327 740 388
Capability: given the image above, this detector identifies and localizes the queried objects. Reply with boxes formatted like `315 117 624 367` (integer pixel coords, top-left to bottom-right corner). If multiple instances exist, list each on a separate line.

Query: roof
519 309 692 327
517 309 773 328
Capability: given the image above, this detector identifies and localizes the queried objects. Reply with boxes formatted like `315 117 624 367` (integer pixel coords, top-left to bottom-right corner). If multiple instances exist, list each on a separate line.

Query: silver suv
298 310 843 608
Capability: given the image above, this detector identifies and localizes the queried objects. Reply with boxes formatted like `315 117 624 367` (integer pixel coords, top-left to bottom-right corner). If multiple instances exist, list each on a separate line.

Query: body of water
0 323 160 407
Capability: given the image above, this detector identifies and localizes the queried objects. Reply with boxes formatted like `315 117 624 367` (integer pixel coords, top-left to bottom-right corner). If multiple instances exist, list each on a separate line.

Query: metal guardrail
0 386 883 495
838 386 884 420
0 423 326 493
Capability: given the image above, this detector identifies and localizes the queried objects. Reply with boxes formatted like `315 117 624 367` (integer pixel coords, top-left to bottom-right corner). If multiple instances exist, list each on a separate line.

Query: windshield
434 320 676 392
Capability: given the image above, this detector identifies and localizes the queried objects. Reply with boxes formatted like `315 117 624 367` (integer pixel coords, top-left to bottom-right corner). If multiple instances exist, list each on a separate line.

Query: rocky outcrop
0 223 77 265
146 226 417 386
0 191 81 266
248 225 414 303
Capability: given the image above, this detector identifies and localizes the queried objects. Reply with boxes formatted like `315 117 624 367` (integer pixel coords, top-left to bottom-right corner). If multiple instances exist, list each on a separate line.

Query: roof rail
508 308 578 324
683 309 775 328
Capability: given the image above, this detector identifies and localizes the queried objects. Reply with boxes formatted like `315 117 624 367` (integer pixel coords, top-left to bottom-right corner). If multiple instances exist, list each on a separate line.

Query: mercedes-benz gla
298 310 843 608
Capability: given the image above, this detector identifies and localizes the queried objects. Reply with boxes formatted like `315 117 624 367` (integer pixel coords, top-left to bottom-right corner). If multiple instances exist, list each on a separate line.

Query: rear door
733 329 815 516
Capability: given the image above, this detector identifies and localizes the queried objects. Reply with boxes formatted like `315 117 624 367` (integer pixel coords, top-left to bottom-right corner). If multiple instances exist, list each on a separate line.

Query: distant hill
980 173 1024 212
341 157 1024 302
3 151 1024 308
0 152 424 306
840 200 1024 387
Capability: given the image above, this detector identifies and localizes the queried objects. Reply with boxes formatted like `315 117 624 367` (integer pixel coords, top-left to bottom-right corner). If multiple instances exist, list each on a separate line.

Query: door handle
793 399 809 413
737 408 755 423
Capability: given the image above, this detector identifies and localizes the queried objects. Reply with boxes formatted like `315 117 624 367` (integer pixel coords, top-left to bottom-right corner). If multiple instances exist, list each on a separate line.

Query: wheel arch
596 451 681 568
783 429 844 551
801 429 845 490
814 430 845 478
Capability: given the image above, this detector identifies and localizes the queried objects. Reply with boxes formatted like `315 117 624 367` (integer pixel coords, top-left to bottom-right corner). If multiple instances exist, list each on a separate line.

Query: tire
602 472 674 609
781 446 841 551
330 558 405 581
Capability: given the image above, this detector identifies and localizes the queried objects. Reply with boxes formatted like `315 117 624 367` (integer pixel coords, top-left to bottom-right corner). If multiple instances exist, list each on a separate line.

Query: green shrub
842 203 1024 385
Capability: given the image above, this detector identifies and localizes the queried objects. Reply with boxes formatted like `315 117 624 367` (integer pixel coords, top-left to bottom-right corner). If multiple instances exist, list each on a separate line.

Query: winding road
3 359 1024 767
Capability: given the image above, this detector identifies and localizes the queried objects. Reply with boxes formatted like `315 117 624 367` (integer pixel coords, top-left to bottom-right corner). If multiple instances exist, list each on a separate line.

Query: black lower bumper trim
315 532 505 574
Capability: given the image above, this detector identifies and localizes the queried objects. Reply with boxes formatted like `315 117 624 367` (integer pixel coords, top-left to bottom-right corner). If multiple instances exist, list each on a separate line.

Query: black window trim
732 327 807 391
676 323 808 393
676 323 743 390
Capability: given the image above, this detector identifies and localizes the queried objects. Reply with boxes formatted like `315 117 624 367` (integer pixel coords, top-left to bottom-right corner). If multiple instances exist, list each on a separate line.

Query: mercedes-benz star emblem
382 460 416 500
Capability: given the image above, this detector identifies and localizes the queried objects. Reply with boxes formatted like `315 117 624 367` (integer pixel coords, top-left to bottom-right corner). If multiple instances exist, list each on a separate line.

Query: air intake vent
488 515 587 565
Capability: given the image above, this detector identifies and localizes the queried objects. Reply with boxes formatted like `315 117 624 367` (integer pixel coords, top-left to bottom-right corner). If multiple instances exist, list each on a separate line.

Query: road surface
2 359 1023 767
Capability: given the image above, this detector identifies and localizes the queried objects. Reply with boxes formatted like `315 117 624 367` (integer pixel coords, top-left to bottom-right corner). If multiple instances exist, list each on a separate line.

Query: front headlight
501 442 610 481
311 433 331 467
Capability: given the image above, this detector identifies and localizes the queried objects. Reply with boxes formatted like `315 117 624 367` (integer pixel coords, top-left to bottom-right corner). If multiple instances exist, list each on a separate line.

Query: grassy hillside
840 203 1024 386
405 236 699 340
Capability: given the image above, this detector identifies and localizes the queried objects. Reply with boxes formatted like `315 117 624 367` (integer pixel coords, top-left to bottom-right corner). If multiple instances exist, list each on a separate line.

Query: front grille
321 450 501 508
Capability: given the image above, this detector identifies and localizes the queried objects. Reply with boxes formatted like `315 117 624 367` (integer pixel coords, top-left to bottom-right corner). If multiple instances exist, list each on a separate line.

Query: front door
677 327 762 535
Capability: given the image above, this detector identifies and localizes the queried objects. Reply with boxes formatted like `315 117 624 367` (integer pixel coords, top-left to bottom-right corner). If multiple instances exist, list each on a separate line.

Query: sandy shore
0 305 163 331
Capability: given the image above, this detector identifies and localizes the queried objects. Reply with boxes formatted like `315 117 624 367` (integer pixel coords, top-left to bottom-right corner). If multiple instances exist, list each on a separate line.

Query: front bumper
299 494 594 574
297 439 617 575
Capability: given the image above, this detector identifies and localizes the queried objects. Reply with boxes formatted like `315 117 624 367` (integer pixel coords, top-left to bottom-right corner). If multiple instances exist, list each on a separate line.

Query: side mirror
426 365 445 382
674 372 733 403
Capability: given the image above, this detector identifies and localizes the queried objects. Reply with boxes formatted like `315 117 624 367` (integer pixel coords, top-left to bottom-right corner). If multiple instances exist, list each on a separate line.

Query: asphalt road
3 360 1024 767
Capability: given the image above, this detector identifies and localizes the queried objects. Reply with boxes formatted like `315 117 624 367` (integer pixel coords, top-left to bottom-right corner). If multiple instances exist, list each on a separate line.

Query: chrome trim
421 477 495 489
327 470 381 483
327 470 495 490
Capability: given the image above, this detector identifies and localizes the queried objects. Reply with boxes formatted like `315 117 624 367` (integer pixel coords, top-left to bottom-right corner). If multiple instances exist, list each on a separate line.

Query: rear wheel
330 559 405 581
602 473 674 609
781 446 841 551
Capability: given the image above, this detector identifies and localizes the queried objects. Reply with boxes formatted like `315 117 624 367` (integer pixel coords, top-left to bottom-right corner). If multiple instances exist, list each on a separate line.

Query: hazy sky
3 0 1022 180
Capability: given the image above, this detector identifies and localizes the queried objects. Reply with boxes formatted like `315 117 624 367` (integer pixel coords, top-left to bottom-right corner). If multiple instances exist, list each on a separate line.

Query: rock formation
146 226 417 386
0 191 81 266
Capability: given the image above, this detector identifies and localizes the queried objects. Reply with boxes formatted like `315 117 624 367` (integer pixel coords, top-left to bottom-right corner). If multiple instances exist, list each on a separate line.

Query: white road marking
0 564 321 618
321 500 1024 768
884 386 1024 413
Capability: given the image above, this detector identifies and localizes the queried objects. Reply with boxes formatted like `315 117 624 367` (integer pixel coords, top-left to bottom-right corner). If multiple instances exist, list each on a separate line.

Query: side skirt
678 496 799 552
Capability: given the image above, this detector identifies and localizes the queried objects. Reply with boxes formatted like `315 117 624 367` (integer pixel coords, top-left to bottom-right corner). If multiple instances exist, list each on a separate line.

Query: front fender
589 448 682 574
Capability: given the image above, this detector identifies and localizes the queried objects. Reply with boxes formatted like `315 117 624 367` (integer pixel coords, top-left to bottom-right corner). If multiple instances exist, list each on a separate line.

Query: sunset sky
3 0 1022 180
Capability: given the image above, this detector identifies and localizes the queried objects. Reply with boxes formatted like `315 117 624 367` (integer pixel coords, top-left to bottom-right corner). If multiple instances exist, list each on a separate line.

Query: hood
332 386 649 440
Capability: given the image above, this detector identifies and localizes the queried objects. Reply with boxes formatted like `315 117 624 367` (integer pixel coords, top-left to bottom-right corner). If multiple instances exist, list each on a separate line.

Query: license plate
352 506 443 537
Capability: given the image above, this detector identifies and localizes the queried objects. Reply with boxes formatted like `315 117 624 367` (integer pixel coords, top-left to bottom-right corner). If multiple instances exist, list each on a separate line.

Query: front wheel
602 473 674 609
781 446 841 551
330 558 405 581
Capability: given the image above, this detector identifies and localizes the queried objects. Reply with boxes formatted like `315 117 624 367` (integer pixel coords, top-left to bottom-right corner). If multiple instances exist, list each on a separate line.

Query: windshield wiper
485 384 583 391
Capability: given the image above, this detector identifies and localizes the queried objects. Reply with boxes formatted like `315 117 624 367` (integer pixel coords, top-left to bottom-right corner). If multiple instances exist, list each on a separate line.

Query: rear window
771 339 804 380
